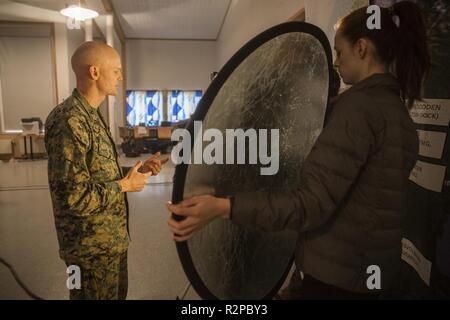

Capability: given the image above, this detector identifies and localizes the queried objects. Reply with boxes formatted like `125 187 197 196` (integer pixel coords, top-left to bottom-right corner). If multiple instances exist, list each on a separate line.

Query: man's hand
139 152 169 176
119 161 152 192
166 195 231 242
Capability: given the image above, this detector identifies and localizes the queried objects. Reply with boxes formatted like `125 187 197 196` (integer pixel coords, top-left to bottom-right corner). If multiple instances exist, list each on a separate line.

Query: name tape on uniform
417 130 447 159
409 160 446 193
401 238 432 286
410 99 450 127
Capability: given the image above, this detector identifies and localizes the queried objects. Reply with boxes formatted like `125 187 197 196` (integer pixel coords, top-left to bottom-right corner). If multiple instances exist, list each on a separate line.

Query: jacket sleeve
231 92 385 233
48 116 122 217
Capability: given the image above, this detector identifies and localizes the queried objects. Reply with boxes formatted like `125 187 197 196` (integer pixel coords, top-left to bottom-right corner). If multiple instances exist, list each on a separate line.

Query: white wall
66 27 85 94
0 36 55 131
216 0 305 69
54 22 71 103
113 31 124 131
126 39 216 93
126 0 303 93
0 5 127 150
305 0 368 55
0 22 82 134
216 0 368 69
0 30 55 153
0 74 4 132
0 139 11 154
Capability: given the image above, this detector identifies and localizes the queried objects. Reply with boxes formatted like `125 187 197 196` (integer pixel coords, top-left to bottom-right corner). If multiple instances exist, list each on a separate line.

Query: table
22 133 45 160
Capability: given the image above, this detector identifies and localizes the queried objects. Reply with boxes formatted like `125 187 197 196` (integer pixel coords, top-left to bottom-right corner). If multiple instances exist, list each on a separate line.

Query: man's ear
88 65 100 80
355 38 368 59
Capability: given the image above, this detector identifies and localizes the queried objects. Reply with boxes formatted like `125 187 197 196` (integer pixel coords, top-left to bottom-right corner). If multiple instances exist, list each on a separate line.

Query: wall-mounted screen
169 90 202 122
126 90 163 127
126 90 202 126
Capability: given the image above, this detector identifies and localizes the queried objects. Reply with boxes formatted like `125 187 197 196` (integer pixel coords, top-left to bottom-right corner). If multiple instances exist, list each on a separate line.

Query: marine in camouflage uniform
45 89 129 300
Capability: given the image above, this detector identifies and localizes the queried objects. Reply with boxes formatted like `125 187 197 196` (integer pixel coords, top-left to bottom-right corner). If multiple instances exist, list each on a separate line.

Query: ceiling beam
100 0 126 127
288 7 306 22
216 0 232 41
80 0 105 41
101 0 125 44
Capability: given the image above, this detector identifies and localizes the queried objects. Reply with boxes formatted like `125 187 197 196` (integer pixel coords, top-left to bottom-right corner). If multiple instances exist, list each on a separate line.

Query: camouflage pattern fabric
45 89 129 261
66 252 128 300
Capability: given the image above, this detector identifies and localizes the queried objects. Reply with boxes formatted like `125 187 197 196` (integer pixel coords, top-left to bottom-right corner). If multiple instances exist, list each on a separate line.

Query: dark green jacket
45 89 128 260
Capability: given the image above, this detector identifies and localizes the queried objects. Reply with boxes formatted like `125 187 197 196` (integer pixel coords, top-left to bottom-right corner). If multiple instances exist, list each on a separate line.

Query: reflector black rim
172 21 334 300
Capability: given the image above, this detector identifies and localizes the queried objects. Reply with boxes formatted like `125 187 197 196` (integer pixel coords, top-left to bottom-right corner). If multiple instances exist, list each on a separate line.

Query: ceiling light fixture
60 5 99 21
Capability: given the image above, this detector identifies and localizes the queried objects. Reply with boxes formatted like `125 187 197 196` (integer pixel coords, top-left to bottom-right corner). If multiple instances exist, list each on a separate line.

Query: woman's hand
166 195 231 242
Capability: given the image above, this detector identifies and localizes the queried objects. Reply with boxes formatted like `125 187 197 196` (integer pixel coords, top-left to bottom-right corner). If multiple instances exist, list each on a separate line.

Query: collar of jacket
72 88 99 119
331 73 400 105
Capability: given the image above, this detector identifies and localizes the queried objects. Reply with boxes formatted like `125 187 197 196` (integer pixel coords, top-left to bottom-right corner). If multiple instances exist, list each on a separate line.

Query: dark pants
66 251 128 300
279 269 380 300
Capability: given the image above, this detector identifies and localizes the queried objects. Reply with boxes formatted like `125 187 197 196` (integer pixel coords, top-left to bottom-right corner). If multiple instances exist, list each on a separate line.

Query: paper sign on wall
410 99 450 127
401 238 432 286
417 130 447 159
409 160 447 193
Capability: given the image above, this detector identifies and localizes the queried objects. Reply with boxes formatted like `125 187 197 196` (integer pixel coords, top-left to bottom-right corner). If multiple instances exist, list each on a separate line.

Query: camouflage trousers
65 251 128 300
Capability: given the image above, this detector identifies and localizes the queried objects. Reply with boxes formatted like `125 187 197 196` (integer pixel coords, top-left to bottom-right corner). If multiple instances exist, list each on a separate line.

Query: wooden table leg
23 136 28 158
29 136 33 160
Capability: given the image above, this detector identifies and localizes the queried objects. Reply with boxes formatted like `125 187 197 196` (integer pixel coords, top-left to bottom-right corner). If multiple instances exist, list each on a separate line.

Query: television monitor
126 90 163 127
169 90 202 122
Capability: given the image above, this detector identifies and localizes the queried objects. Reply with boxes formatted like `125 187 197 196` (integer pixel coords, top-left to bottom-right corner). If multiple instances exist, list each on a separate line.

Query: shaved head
71 41 122 99
71 41 119 78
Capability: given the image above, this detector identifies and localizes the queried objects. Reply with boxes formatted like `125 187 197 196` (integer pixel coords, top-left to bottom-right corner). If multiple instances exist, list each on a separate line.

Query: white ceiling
13 0 84 12
111 0 231 40
2 0 232 40
1 1 106 38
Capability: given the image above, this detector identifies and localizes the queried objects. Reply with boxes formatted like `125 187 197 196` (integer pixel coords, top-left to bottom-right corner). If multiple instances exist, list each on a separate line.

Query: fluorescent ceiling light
60 5 98 21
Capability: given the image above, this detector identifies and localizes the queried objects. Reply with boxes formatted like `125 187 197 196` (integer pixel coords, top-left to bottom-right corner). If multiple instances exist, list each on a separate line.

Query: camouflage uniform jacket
45 89 129 260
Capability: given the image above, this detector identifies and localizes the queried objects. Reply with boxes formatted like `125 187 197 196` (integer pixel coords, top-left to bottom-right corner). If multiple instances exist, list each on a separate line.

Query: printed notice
137 127 147 135
401 238 432 286
409 160 446 193
410 99 450 126
417 130 447 159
